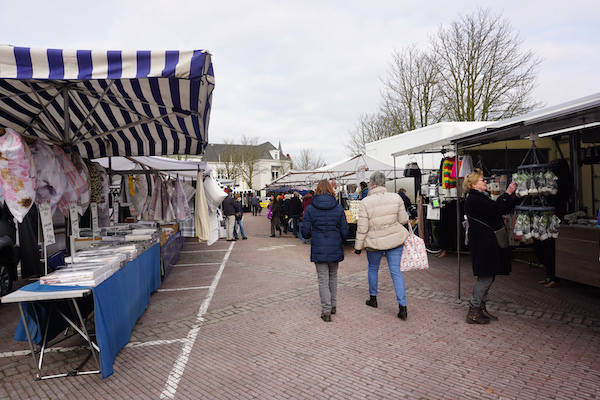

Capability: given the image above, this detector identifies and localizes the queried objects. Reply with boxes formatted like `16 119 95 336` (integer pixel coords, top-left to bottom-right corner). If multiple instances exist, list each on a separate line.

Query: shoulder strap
467 215 494 231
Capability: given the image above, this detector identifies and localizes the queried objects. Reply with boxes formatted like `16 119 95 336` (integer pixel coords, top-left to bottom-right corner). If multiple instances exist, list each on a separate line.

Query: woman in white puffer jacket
354 171 410 320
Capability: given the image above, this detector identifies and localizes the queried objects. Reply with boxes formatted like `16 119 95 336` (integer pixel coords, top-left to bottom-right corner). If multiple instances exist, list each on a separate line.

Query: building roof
202 141 291 162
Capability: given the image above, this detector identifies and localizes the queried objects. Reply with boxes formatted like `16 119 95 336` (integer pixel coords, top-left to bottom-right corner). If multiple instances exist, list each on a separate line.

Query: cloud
2 0 599 164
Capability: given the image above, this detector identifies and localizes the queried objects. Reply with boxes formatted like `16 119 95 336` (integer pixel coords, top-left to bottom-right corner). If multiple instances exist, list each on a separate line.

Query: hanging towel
195 172 210 242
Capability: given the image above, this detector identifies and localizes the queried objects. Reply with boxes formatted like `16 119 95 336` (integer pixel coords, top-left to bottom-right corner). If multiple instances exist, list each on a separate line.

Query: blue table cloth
14 243 161 378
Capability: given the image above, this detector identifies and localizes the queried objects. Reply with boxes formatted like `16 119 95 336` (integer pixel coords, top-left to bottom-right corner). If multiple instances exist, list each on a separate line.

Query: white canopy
95 156 210 179
365 122 491 170
267 154 395 187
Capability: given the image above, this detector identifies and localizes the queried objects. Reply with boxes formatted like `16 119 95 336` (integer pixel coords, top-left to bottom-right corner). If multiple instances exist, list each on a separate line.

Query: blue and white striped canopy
0 45 214 159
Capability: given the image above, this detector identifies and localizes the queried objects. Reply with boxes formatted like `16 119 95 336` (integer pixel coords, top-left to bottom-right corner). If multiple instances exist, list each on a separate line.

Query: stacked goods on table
39 243 143 286
40 262 120 287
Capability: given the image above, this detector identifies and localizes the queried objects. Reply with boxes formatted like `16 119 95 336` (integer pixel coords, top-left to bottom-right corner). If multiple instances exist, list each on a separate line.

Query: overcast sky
3 0 599 164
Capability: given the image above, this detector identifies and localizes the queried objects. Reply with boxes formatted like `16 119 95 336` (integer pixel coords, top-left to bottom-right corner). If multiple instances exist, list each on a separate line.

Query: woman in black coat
464 169 516 324
269 194 283 237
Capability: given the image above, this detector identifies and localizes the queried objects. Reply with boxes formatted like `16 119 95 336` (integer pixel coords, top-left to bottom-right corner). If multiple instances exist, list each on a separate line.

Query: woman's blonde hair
315 180 335 196
463 168 484 193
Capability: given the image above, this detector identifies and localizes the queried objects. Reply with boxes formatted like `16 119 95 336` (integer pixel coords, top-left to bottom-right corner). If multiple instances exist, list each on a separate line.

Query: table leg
37 308 52 372
18 303 42 380
72 299 101 371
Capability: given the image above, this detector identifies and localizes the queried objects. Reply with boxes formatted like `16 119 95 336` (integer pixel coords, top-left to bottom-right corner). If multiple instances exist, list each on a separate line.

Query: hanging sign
39 203 56 246
69 202 80 238
91 202 99 236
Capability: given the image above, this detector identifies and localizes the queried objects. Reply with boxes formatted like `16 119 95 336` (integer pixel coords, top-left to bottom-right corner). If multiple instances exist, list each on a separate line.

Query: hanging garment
128 175 148 217
30 140 67 213
441 158 457 189
181 182 196 203
148 176 163 221
0 129 36 223
173 179 191 221
71 153 90 215
53 146 87 217
459 155 474 177
195 172 210 242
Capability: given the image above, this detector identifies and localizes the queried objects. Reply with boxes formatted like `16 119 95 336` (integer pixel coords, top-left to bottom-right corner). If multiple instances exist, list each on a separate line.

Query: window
271 166 280 180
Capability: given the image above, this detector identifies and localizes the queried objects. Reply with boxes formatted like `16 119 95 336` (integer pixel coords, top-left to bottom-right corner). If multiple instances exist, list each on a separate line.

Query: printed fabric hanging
0 128 36 222
30 140 67 213
53 146 87 217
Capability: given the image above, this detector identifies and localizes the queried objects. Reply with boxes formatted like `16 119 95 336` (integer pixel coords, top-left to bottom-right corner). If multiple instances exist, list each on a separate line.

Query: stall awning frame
0 45 215 159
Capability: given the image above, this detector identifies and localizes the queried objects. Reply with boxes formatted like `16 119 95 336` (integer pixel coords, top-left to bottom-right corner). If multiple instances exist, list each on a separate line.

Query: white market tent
96 156 211 180
365 122 491 171
266 154 395 188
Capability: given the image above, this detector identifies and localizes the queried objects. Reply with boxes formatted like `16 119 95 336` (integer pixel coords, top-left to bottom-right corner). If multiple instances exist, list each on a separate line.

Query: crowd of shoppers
221 167 519 326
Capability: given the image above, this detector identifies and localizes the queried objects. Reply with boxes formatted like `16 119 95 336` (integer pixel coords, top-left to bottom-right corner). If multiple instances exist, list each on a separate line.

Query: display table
4 243 161 379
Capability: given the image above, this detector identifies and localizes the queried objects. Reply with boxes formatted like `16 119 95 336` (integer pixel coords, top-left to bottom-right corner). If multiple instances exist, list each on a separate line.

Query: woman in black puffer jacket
301 180 349 322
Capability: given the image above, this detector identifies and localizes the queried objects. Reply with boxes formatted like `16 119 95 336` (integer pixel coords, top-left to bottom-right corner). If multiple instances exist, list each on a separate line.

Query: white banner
38 203 56 245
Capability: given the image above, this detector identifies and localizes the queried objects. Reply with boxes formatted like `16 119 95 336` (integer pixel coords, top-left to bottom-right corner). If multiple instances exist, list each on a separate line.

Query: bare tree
294 148 327 170
381 46 443 131
432 9 541 121
216 139 242 182
238 136 264 189
346 112 396 156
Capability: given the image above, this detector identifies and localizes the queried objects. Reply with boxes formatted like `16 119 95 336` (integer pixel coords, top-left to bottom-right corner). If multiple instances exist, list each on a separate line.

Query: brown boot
481 302 498 321
466 306 490 324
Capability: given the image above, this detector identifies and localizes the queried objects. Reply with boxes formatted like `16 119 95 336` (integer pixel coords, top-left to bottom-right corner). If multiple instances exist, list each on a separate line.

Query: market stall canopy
376 122 491 159
267 154 395 188
452 92 600 147
0 45 215 159
95 156 211 179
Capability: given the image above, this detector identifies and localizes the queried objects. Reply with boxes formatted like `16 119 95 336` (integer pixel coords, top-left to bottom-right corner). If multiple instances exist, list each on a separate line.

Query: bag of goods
30 140 67 213
538 215 550 241
513 173 529 197
521 214 532 241
548 215 561 239
526 173 538 195
543 170 558 195
0 129 36 222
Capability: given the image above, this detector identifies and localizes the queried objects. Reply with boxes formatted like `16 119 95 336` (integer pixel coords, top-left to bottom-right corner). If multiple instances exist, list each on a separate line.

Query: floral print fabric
0 128 36 223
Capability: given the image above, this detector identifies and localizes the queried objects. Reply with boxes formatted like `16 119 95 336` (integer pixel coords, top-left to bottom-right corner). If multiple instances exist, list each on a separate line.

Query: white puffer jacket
354 186 409 251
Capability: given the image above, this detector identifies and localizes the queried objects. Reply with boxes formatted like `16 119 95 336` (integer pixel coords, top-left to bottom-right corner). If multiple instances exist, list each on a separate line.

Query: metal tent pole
393 155 397 193
455 143 461 299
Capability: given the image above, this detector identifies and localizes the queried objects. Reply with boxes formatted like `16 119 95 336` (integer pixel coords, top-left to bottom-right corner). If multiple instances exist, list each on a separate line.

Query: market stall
0 45 216 379
452 93 600 290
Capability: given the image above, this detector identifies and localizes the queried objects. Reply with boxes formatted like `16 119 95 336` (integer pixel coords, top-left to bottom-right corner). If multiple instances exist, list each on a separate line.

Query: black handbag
467 215 509 249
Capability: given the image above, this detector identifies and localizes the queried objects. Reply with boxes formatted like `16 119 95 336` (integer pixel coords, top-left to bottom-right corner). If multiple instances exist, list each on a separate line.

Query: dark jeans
533 239 556 279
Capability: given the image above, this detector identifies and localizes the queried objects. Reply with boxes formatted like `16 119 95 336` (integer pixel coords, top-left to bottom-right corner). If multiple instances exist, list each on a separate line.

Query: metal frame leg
72 298 101 371
18 303 42 380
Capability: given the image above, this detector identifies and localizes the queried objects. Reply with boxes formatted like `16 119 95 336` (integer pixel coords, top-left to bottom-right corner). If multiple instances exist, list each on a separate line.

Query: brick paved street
1 215 599 399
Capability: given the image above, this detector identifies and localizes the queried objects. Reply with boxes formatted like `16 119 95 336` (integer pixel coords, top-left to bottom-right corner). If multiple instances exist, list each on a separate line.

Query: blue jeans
292 216 300 236
366 246 406 306
233 218 246 239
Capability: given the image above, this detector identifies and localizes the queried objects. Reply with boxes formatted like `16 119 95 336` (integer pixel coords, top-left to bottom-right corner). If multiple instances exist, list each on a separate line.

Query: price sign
39 203 56 245
69 202 80 238
91 202 99 236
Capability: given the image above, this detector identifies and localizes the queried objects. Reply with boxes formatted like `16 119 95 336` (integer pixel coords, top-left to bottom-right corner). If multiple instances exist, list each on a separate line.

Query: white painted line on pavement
256 244 297 251
180 249 228 253
0 338 187 358
160 241 234 399
157 286 210 292
173 262 220 267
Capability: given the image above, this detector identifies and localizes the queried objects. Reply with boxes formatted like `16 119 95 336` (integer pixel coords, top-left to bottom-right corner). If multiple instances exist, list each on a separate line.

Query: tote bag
400 224 429 271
